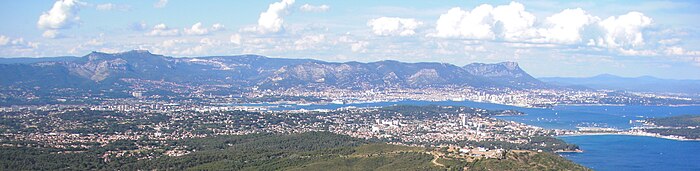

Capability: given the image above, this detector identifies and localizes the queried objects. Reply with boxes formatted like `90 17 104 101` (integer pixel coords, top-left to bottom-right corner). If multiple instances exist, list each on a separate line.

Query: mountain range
0 50 547 92
540 74 700 94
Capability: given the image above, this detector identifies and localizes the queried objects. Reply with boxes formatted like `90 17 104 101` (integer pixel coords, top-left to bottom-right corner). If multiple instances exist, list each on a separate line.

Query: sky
1 0 700 79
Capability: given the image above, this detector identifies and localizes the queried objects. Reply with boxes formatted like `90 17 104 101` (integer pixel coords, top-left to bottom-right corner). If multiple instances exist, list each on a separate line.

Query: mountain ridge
540 74 700 94
0 50 549 92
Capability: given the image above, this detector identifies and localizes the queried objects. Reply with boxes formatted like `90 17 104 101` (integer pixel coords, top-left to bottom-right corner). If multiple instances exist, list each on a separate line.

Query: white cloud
618 48 656 56
96 3 114 10
594 12 653 49
42 30 60 39
658 38 680 45
184 22 225 35
490 2 537 41
0 35 8 46
536 8 598 44
211 23 225 31
200 38 222 46
161 39 187 48
154 0 168 8
432 2 537 41
299 4 329 12
367 17 422 36
665 46 700 56
257 0 295 33
147 23 180 36
230 34 242 45
37 0 83 38
96 3 130 11
0 35 38 49
351 41 369 53
294 34 325 50
184 22 209 35
430 2 662 57
432 5 495 39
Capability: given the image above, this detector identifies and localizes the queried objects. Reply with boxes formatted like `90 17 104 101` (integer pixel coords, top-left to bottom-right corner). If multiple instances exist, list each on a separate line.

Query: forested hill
0 132 588 170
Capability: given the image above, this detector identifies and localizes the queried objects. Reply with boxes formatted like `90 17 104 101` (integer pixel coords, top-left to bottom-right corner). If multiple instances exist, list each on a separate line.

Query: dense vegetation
0 132 588 170
468 150 591 171
648 115 700 127
644 115 700 139
452 136 579 152
645 128 700 139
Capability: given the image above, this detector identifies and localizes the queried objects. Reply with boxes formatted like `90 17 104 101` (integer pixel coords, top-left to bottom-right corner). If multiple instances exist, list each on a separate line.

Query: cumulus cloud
154 0 168 8
37 0 83 38
536 8 598 44
432 2 537 41
299 4 329 12
184 22 225 35
184 22 209 35
593 12 653 49
367 17 422 36
432 1 656 54
147 23 180 36
432 5 495 39
0 35 38 49
257 0 295 33
490 2 537 41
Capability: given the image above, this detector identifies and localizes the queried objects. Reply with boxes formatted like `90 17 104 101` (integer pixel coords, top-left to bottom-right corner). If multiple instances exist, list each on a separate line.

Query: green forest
0 132 588 170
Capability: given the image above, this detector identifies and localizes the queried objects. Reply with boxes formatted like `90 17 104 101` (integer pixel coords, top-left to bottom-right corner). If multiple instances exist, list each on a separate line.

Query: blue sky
1 0 700 79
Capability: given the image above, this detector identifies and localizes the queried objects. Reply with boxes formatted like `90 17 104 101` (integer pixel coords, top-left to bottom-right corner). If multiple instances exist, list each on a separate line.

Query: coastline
559 132 700 141
555 149 584 153
558 103 700 107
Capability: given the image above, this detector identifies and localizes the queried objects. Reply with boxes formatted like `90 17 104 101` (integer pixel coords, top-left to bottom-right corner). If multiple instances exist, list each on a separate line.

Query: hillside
468 150 591 171
0 132 588 171
643 115 700 139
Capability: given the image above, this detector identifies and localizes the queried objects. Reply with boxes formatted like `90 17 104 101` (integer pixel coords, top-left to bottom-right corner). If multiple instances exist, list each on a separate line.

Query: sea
233 100 700 170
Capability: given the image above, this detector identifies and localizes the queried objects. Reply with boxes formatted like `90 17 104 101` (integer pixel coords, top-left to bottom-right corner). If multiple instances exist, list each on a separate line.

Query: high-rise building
132 91 143 98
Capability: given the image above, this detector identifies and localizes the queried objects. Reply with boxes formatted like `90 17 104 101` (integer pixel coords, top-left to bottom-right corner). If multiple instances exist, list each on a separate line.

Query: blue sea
560 135 700 170
234 100 700 170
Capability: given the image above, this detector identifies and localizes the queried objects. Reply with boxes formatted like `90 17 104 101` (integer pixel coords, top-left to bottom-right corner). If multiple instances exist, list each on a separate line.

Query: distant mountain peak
85 50 162 61
463 61 525 76
592 73 620 78
87 50 154 56
462 61 544 88
119 49 152 55
498 61 519 70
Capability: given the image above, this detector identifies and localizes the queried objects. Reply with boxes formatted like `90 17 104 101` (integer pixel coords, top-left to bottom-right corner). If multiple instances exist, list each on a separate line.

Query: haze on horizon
1 0 699 79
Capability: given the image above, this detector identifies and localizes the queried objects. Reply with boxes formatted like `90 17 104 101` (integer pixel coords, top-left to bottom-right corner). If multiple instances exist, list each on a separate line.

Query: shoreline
558 103 700 107
559 132 700 141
